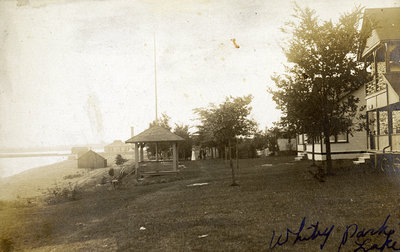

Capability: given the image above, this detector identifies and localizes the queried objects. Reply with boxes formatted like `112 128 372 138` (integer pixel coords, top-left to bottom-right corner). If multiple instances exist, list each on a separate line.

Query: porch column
140 143 144 162
373 50 378 88
172 142 177 171
134 143 139 177
385 43 390 73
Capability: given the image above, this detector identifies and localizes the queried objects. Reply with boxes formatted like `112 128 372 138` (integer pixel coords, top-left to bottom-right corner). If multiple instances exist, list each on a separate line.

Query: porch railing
365 74 386 96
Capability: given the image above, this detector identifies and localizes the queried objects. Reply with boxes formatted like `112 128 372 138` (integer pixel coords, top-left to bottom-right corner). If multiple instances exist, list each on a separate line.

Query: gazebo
125 125 185 176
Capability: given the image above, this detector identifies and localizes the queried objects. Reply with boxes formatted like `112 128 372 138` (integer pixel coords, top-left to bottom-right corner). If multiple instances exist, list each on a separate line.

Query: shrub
108 168 115 177
115 154 127 165
46 183 80 204
63 173 83 180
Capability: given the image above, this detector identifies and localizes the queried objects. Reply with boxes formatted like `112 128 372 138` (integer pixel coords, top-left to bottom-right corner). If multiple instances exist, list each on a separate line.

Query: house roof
125 125 185 143
360 7 400 58
105 140 127 147
78 150 106 160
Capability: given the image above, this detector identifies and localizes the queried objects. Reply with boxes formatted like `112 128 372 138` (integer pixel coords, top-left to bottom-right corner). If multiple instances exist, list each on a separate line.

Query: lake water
0 149 107 178
0 155 68 178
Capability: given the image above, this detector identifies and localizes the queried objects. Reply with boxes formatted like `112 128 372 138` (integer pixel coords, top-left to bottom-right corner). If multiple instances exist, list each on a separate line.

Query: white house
296 86 367 161
354 7 400 169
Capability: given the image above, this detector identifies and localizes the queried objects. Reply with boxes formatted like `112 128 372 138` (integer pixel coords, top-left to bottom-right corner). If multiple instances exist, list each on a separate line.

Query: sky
0 0 399 149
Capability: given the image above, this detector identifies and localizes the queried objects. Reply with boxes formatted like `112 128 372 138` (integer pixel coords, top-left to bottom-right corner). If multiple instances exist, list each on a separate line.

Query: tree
149 112 171 130
253 128 269 151
115 154 127 166
194 95 257 185
147 113 171 159
174 124 193 160
266 126 280 155
270 5 370 174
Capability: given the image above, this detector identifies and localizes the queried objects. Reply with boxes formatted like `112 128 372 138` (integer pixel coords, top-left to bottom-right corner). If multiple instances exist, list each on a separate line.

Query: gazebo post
172 142 177 171
156 142 159 161
135 143 139 177
140 143 144 162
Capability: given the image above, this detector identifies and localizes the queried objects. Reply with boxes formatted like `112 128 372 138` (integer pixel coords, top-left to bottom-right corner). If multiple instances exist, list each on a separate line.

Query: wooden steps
353 153 372 165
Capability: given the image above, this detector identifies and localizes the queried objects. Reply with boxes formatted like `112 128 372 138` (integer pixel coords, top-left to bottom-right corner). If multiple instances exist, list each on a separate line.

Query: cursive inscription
270 215 400 251
269 217 334 250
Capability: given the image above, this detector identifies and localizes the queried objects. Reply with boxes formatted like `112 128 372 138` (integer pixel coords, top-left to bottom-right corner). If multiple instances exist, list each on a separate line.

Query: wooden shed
77 150 107 169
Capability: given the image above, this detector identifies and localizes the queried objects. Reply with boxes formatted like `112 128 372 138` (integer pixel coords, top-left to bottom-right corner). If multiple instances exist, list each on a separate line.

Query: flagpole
154 33 158 123
154 33 159 161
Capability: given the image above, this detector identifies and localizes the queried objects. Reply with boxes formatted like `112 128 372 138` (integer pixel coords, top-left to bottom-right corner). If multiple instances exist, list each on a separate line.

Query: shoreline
0 153 71 158
0 156 127 202
0 160 83 201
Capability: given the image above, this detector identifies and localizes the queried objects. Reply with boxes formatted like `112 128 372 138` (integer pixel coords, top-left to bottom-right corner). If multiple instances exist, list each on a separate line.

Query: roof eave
361 38 383 59
361 39 400 59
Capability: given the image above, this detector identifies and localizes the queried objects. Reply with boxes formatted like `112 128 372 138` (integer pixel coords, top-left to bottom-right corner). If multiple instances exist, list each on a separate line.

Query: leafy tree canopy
194 95 257 146
269 5 371 172
149 112 171 130
174 124 193 160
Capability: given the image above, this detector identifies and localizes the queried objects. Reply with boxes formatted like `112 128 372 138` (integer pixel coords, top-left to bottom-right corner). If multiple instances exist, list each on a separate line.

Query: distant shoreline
0 150 107 158
0 153 71 158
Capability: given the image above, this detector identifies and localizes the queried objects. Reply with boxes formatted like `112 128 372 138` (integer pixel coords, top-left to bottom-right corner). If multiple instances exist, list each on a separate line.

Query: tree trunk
312 138 315 166
229 140 238 186
323 129 333 175
224 146 228 166
236 138 239 172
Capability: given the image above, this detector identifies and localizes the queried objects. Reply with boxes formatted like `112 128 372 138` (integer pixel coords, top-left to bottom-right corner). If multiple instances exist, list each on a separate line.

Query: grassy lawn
1 156 400 251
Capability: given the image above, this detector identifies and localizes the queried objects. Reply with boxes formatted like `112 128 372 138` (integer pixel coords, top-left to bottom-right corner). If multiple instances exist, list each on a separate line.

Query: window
307 135 320 144
379 111 389 135
337 133 348 142
329 133 348 143
297 134 304 144
393 111 400 134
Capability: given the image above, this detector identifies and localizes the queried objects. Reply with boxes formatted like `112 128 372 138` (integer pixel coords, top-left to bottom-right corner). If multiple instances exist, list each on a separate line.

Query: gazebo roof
125 125 185 143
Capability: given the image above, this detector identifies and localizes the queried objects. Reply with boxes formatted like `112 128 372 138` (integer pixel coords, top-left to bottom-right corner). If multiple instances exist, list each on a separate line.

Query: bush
46 183 80 204
63 173 83 180
100 176 108 184
115 154 127 165
108 168 115 177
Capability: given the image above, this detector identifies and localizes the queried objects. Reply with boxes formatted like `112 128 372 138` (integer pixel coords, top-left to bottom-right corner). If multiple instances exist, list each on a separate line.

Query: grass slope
1 156 400 251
